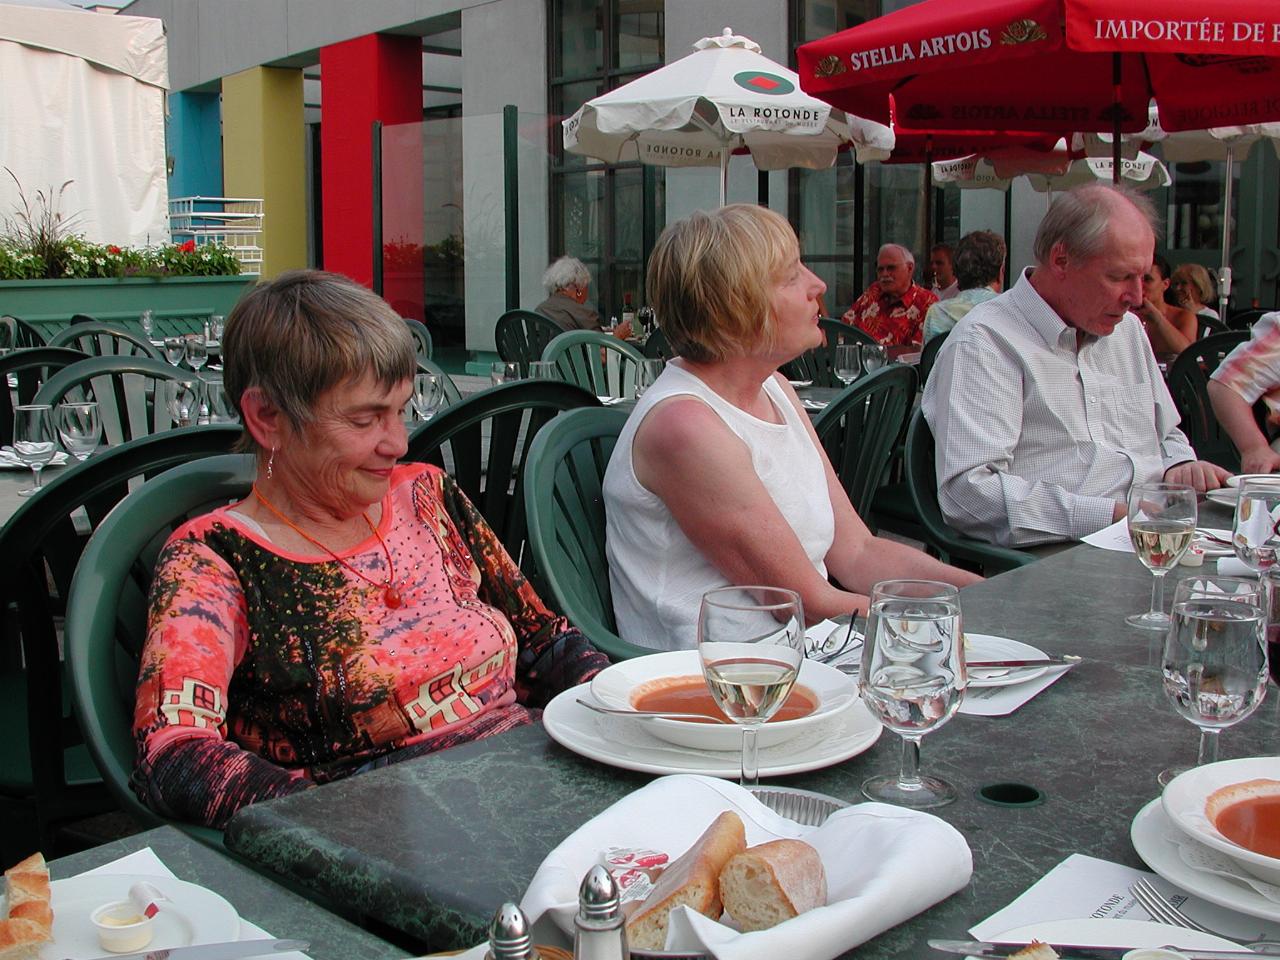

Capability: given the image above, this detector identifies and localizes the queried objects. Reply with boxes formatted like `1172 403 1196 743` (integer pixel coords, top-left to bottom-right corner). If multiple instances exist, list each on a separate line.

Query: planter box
0 275 256 339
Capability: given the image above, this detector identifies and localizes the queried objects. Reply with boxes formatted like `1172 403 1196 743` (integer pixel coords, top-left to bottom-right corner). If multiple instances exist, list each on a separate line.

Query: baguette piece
0 852 53 958
1010 944 1059 960
718 839 827 932
625 811 746 951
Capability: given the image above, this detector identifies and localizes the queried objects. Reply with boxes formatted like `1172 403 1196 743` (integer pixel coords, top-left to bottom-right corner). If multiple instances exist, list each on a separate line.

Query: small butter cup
91 900 155 953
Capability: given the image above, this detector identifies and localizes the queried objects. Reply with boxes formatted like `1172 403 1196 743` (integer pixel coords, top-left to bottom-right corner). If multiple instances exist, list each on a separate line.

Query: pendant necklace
252 484 404 608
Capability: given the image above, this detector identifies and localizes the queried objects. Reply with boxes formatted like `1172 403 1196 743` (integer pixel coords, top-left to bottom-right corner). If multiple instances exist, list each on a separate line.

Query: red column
320 33 424 321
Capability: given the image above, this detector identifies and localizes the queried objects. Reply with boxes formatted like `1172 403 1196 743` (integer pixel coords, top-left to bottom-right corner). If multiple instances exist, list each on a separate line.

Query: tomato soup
632 675 818 723
1213 795 1280 859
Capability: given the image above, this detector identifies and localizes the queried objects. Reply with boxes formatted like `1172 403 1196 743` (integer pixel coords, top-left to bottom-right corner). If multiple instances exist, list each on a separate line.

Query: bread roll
718 838 826 932
625 811 746 951
0 852 53 958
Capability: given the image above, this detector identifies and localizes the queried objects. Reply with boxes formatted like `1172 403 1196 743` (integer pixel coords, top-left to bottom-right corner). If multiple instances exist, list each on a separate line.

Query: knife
929 939 1256 959
967 656 1082 669
66 937 309 960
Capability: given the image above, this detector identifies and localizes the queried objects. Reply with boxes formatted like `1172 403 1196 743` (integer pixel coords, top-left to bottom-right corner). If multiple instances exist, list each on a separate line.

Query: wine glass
527 361 559 380
859 579 965 808
163 336 185 367
411 373 446 423
861 344 888 373
834 344 862 386
1159 575 1268 785
184 336 208 374
139 309 154 341
13 404 56 496
57 401 101 461
1232 478 1280 579
490 362 520 386
209 315 225 343
165 379 199 427
636 306 656 338
697 586 805 788
204 378 238 423
634 358 664 399
1126 482 1197 630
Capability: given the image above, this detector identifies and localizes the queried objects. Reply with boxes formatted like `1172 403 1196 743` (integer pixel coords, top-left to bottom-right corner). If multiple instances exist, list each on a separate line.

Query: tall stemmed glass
13 404 56 496
834 344 861 386
139 309 155 341
1159 575 1268 785
697 586 805 788
411 373 446 424
163 337 185 367
860 579 964 808
57 401 101 461
1233 478 1280 579
860 344 888 373
1126 482 1198 630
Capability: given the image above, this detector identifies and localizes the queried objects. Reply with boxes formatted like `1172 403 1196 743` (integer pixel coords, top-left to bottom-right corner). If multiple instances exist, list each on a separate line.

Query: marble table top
224 533 1280 957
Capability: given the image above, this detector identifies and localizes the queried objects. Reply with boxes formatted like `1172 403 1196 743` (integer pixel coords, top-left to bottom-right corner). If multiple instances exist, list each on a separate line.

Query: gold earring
267 447 275 480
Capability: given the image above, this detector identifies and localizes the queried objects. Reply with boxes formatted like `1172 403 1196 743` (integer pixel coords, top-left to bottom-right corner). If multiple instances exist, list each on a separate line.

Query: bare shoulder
635 394 734 459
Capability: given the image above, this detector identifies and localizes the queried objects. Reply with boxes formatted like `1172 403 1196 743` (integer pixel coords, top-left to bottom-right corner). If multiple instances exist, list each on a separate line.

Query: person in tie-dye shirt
1209 311 1280 475
133 270 607 828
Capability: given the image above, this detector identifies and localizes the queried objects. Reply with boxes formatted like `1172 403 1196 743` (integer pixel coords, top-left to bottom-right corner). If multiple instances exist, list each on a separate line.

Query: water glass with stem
1232 478 1280 579
1126 482 1198 630
203 378 237 424
184 336 208 374
165 378 200 428
163 336 185 367
861 344 888 373
859 579 965 808
13 405 56 496
834 344 862 386
697 586 805 788
411 373 446 424
490 362 521 386
209 315 225 343
139 309 154 341
56 401 101 461
1159 575 1268 785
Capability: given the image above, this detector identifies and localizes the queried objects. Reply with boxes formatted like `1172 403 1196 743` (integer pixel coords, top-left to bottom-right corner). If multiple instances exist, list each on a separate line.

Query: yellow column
222 67 306 277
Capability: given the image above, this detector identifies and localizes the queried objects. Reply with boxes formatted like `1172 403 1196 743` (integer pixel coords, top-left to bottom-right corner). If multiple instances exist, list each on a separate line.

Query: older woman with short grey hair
134 269 606 828
535 255 632 338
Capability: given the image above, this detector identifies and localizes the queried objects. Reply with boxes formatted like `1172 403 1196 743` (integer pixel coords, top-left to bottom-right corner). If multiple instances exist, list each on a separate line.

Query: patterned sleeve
1211 313 1280 405
429 471 609 706
133 530 312 829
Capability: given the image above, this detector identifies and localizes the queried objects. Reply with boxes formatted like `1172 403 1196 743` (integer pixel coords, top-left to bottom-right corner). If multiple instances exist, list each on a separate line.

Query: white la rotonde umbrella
562 28 894 206
932 145 1168 194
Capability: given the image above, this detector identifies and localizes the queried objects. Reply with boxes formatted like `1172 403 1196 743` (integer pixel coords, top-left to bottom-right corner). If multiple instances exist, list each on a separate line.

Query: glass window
555 0 603 80
616 0 662 70
1165 160 1236 252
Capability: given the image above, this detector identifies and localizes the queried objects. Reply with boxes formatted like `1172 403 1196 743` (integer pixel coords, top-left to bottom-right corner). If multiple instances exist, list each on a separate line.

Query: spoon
575 699 731 723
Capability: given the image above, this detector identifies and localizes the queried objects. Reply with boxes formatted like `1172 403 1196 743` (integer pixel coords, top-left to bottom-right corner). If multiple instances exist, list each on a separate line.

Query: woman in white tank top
603 205 980 651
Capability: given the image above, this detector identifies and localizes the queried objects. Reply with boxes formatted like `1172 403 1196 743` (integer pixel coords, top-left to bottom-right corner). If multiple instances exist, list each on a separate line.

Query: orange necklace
251 484 404 608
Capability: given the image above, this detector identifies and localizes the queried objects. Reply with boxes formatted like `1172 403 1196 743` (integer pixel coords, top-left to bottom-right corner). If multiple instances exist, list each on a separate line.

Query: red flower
106 244 122 254
178 240 196 253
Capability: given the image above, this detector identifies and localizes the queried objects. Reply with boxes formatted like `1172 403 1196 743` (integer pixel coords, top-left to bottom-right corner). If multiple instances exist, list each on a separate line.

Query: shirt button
1088 396 1097 404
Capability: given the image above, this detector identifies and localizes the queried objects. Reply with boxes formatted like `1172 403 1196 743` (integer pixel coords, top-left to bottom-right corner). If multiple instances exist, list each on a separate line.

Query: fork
1129 878 1280 954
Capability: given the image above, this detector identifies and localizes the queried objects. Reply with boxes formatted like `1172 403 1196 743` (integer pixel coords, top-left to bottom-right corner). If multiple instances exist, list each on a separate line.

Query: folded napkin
0 448 69 468
521 774 972 960
1217 556 1256 577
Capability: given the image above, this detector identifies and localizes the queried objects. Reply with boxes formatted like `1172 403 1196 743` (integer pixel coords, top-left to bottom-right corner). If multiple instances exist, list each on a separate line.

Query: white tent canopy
0 3 169 248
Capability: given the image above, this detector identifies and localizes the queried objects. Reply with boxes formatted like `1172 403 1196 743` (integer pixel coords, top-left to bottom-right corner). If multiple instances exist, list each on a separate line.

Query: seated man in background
841 243 937 347
1208 312 1280 474
534 256 632 338
930 243 958 301
923 184 1228 548
923 231 1004 343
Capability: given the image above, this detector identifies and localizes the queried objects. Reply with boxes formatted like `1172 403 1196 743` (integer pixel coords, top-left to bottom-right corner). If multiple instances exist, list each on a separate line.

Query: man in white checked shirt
922 184 1228 548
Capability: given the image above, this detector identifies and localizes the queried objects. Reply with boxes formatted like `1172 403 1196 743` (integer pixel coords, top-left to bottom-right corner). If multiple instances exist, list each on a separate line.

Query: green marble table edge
50 825 407 960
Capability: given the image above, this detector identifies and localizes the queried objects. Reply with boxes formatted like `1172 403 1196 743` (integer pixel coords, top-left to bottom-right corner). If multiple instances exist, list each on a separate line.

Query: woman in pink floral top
134 271 607 828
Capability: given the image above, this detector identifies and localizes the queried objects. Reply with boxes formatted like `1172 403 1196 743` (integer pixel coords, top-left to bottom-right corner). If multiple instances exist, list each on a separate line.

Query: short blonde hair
223 269 416 453
645 204 798 364
1172 262 1215 305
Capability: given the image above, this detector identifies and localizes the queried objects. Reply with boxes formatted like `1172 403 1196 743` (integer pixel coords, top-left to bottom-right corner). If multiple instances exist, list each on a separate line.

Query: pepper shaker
573 864 628 960
487 901 538 960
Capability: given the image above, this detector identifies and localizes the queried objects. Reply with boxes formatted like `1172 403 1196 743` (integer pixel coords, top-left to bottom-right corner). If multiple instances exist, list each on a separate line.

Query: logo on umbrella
733 71 796 96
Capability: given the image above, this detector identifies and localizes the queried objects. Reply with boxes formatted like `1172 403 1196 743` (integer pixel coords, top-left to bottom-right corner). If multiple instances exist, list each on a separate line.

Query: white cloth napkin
0 448 69 468
520 774 972 960
1217 556 1256 577
79 847 310 959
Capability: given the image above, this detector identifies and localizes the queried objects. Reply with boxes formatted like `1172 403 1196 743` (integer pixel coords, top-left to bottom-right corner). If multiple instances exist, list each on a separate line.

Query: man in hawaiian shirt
842 244 938 346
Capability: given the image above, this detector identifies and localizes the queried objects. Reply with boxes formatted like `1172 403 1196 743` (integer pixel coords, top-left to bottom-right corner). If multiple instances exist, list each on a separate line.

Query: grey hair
954 230 1006 290
542 256 591 296
222 269 417 454
879 243 914 267
1033 183 1161 265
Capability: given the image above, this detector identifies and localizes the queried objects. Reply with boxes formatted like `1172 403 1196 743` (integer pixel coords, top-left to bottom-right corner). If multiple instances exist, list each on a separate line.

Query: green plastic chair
1166 331 1252 471
905 409 1035 575
919 329 951 386
542 330 647 400
48 322 162 360
0 425 240 858
34 355 199 445
782 317 875 387
405 379 600 569
0 316 48 350
0 346 90 447
416 357 462 406
641 327 671 360
404 317 433 361
66 451 256 849
495 309 564 376
523 407 652 661
813 365 917 519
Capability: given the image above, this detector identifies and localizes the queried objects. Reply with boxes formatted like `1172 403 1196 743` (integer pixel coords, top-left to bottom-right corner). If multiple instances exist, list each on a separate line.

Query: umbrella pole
923 135 934 254
1112 54 1122 184
1218 146 1236 322
720 147 728 208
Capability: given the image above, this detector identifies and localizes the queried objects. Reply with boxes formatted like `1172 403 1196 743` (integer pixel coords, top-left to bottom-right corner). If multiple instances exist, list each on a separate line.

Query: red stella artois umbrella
796 0 1280 139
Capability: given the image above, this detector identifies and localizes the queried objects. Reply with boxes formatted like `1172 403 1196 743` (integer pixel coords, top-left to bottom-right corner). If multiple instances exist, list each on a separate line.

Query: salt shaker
573 864 628 960
487 901 538 960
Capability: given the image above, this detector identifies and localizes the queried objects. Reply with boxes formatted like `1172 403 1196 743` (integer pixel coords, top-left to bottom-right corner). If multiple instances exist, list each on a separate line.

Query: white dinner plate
986 917 1240 955
1227 474 1280 488
1194 528 1234 558
542 685 881 777
964 633 1050 688
589 650 857 752
1207 487 1241 506
1131 797 1280 924
1 873 240 960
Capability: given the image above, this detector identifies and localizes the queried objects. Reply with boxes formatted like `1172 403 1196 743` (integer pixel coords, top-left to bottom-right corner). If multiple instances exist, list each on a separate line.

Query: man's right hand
1240 445 1280 475
612 319 634 340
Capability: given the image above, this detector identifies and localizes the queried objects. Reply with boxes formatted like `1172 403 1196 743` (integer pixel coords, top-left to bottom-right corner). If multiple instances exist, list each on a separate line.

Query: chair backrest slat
542 330 646 400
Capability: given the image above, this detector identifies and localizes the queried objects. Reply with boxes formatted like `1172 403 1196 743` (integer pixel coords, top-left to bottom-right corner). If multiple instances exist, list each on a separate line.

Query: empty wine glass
834 344 862 386
697 586 805 788
165 379 199 427
13 404 56 496
1233 478 1280 579
204 378 237 423
634 358 665 399
1126 482 1197 630
139 309 155 340
209 315 225 343
861 344 888 373
163 336 185 367
490 362 520 386
860 579 965 808
411 373 446 423
184 336 208 374
57 401 101 461
1159 575 1268 785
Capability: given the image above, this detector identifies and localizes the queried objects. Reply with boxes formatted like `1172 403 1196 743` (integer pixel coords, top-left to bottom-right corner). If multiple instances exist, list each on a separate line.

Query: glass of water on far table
13 404 56 496
860 343 888 373
834 344 861 386
859 579 964 808
697 586 805 788
1126 482 1197 630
